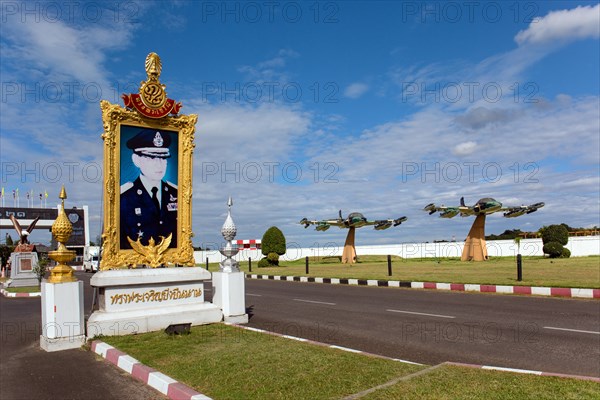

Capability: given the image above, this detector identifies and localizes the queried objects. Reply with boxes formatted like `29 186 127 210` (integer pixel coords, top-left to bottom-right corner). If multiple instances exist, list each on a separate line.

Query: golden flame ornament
47 186 77 283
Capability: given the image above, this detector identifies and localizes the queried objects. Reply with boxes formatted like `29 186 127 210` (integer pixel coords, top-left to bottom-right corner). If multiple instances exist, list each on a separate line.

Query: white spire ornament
219 196 240 272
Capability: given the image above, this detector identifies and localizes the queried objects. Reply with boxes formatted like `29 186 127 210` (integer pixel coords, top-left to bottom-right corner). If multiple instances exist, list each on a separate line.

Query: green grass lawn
101 324 599 400
220 255 600 288
101 323 424 399
3 285 40 293
363 364 600 400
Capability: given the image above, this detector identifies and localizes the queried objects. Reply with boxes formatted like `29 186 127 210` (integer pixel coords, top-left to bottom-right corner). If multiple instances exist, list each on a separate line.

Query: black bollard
305 256 309 275
249 257 252 273
387 255 392 277
517 254 522 281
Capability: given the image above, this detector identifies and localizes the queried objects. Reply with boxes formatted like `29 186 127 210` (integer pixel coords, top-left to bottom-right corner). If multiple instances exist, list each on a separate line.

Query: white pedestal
87 268 223 337
212 271 248 324
7 252 39 287
40 280 86 352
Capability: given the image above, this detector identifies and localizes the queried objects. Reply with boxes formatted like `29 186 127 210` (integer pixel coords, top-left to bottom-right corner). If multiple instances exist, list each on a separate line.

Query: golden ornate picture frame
99 100 197 269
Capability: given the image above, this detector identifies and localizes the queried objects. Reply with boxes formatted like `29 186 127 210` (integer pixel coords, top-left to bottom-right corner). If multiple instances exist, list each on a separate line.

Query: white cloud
344 83 369 99
515 4 600 46
2 19 134 87
452 141 478 156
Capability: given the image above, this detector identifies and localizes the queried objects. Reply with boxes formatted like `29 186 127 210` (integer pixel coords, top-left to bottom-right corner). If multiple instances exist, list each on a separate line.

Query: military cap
126 129 171 158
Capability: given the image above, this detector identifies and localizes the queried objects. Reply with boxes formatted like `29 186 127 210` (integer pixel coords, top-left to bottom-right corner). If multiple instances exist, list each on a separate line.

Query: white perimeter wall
194 236 600 264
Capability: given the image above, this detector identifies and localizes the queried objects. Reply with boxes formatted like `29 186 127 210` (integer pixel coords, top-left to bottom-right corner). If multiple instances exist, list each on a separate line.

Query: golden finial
140 52 167 108
59 185 67 200
48 186 76 283
145 52 162 82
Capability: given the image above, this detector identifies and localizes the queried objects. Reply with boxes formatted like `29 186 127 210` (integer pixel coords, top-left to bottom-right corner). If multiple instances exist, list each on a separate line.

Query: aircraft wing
299 217 345 231
501 202 545 218
424 203 472 218
363 216 408 230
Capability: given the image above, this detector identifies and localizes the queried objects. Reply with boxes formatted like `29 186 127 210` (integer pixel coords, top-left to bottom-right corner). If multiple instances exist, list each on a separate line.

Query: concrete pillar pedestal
212 271 248 324
40 280 86 352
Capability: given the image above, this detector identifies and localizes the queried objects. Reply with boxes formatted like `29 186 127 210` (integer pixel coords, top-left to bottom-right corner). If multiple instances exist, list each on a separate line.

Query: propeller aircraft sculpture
424 197 544 261
424 197 545 219
300 210 407 263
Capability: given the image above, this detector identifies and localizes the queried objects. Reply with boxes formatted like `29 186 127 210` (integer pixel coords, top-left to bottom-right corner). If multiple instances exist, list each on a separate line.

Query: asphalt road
1 272 598 400
243 279 600 378
0 272 164 400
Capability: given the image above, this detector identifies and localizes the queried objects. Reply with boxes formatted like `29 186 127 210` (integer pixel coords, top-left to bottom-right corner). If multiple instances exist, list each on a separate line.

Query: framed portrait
99 100 197 269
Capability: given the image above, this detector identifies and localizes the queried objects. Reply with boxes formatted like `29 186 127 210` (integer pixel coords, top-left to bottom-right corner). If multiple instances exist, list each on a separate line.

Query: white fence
194 236 600 264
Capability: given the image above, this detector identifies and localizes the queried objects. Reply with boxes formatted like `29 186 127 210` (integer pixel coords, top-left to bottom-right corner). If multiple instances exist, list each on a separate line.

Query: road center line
386 309 456 319
543 326 600 335
246 293 262 297
293 298 336 306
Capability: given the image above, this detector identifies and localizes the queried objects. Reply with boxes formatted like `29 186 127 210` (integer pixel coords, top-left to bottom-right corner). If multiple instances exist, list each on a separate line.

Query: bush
540 225 569 246
267 252 279 266
33 257 49 284
261 226 286 256
257 258 270 268
543 241 564 258
560 247 571 258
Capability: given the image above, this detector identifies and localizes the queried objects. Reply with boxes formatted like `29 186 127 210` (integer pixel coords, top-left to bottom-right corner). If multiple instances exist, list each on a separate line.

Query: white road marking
386 309 456 319
246 293 262 297
293 298 336 306
482 366 542 375
543 326 600 335
330 345 362 353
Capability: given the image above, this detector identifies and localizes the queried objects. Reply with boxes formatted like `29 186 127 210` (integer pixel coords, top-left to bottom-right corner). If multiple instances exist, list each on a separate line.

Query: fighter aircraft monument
424 197 544 261
300 211 407 263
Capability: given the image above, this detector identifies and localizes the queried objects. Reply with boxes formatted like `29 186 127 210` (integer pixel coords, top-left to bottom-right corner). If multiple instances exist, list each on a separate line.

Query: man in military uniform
120 129 178 250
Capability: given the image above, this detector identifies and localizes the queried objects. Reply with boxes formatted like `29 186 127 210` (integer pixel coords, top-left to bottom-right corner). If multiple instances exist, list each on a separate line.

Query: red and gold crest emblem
122 53 182 118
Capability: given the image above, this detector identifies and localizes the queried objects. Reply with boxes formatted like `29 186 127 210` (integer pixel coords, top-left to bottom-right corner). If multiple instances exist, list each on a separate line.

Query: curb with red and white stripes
91 325 600 399
91 340 211 400
0 288 41 298
245 274 600 299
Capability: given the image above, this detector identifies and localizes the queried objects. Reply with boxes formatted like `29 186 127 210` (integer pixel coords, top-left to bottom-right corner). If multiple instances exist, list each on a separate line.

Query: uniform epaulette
120 181 134 194
167 181 178 189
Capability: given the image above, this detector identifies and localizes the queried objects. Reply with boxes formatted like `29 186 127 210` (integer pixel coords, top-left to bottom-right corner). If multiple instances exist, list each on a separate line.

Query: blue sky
1 1 599 250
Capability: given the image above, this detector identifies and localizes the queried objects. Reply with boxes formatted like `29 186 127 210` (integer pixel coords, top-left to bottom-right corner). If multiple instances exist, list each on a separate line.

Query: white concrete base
224 314 249 324
87 302 223 337
7 252 39 287
40 280 85 352
212 271 248 323
40 334 86 352
87 268 223 337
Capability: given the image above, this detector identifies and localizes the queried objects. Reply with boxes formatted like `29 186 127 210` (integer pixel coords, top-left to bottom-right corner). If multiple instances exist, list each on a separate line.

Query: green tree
261 226 286 256
5 234 13 246
540 225 569 246
260 226 286 267
540 225 570 258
